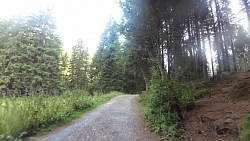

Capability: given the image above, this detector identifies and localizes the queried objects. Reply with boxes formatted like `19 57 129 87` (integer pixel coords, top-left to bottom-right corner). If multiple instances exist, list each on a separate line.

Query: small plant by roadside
240 115 250 141
140 68 196 139
139 67 215 140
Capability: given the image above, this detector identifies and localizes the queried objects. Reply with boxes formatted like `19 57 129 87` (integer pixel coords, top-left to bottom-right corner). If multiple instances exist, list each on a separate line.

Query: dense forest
0 0 250 140
0 0 249 95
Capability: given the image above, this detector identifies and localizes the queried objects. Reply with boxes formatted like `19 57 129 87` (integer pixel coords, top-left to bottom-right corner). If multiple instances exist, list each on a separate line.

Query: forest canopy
0 0 250 95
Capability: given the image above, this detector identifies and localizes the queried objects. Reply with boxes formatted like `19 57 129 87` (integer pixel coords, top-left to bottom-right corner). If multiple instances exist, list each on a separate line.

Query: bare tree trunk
187 18 193 57
194 13 203 78
161 22 165 72
220 8 231 72
166 23 173 73
172 1 184 71
206 26 215 76
201 26 208 79
139 62 150 91
230 37 237 72
215 0 227 72
167 49 172 73
210 1 222 73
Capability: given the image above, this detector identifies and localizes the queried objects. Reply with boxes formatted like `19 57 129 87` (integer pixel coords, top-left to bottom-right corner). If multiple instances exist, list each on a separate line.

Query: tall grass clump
140 68 194 138
0 90 120 140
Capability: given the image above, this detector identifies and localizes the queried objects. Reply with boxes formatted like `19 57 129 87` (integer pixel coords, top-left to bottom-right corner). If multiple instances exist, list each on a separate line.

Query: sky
0 0 247 57
230 0 248 27
0 0 123 56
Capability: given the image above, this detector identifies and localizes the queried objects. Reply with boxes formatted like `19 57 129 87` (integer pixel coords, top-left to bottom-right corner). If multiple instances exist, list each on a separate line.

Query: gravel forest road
35 95 160 141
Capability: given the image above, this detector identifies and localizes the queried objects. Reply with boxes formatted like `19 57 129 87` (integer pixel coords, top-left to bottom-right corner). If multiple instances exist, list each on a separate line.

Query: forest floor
182 71 250 141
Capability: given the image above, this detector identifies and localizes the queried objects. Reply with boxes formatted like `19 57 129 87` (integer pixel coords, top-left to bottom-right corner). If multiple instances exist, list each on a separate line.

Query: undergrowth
0 90 121 140
241 115 250 141
140 68 209 139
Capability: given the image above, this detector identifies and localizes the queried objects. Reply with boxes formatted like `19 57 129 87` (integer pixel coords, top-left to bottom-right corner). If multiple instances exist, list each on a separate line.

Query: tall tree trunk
187 18 193 58
157 18 164 75
201 26 208 79
209 1 222 74
214 0 227 72
161 22 165 71
139 61 150 91
173 23 183 70
172 0 184 71
219 5 230 72
194 13 203 78
166 23 172 73
230 37 237 72
206 26 215 76
152 1 164 75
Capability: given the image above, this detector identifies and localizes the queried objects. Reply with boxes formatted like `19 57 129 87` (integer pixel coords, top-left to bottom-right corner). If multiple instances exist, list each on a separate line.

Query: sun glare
0 0 247 57
0 0 123 57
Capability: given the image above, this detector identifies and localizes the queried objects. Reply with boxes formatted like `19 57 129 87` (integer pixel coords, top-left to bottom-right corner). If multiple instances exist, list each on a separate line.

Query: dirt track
34 95 159 141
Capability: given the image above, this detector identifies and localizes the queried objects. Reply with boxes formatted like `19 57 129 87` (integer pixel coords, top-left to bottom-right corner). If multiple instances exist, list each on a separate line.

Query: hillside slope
182 72 250 141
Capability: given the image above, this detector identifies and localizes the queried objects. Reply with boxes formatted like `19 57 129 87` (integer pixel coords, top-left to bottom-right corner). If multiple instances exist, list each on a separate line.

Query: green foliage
90 19 124 93
0 10 62 96
235 26 250 55
90 18 145 94
60 51 69 85
194 88 210 98
68 40 89 89
91 51 122 93
113 43 145 93
120 0 155 87
140 68 192 137
234 26 250 71
0 91 120 140
241 115 250 141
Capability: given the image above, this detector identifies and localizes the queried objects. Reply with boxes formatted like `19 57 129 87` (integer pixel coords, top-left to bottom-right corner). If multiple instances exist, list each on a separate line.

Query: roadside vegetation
139 69 211 139
0 91 121 140
241 115 250 140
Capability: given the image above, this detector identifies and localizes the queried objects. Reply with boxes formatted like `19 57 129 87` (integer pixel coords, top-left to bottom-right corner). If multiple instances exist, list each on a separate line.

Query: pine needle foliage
0 10 62 96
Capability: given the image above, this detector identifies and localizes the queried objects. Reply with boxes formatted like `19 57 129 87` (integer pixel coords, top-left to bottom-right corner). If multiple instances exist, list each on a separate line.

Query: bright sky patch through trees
0 0 123 56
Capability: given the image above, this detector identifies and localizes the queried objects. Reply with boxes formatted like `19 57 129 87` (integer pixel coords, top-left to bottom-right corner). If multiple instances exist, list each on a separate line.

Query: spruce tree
91 19 123 93
0 10 62 96
60 51 69 86
68 39 89 89
235 26 250 71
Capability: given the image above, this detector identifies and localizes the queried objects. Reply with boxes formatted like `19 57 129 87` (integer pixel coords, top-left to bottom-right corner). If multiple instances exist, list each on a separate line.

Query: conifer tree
0 10 62 95
91 19 123 93
60 51 69 86
235 26 250 71
69 39 89 89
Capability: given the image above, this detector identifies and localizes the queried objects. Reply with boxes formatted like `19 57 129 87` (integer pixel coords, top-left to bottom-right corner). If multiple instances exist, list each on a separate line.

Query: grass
0 90 121 140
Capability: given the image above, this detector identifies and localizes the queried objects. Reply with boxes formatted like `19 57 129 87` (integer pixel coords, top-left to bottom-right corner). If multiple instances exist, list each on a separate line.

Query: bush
241 115 250 141
140 68 197 138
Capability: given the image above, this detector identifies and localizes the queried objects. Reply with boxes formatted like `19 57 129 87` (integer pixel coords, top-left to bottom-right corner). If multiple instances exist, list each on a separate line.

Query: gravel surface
35 95 160 141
